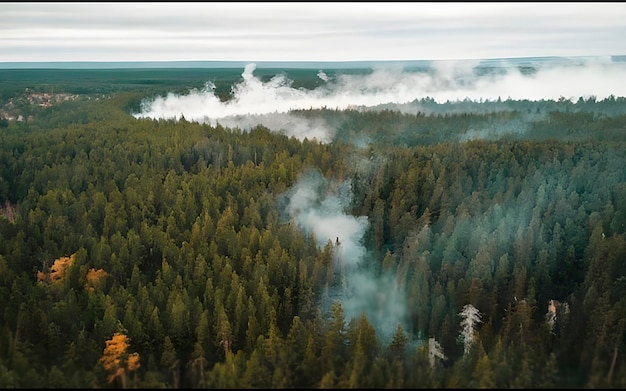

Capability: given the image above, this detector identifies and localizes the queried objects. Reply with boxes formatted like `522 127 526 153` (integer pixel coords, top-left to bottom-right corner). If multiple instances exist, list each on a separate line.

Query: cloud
2 3 626 62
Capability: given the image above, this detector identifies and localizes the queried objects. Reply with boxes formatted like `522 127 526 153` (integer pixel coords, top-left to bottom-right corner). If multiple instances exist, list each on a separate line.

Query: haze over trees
0 63 625 388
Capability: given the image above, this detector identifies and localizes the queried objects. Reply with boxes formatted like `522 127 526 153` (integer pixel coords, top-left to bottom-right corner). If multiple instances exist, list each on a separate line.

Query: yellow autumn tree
37 254 75 285
99 332 141 388
85 268 108 292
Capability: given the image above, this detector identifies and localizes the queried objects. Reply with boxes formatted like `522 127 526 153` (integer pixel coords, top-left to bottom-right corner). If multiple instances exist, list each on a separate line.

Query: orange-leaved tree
37 254 75 284
99 332 140 388
85 267 108 292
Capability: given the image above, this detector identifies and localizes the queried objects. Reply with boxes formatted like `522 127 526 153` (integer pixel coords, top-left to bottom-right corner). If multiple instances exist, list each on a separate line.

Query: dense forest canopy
0 61 625 388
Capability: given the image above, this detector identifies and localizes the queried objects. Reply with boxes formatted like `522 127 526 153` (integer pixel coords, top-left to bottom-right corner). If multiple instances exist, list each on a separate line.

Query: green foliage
0 69 625 387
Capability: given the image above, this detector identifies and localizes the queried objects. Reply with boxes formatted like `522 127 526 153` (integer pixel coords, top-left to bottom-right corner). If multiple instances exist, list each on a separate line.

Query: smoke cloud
279 169 408 341
134 57 626 142
282 168 368 269
317 70 329 82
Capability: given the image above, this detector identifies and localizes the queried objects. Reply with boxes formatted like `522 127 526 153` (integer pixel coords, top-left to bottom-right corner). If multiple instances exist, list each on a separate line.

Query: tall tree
459 304 482 356
99 332 140 388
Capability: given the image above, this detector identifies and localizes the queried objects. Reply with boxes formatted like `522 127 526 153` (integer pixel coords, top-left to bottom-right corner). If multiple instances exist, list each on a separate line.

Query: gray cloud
1 2 625 62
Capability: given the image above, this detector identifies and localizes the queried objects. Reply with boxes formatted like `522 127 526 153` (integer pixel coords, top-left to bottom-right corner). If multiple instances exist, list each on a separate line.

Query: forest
0 66 625 388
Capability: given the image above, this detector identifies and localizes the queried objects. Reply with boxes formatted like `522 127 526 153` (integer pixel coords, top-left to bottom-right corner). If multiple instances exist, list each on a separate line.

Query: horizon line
1 55 624 70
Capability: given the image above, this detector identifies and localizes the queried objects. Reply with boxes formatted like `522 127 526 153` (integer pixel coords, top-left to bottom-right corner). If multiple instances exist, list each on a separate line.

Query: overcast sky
2 2 626 63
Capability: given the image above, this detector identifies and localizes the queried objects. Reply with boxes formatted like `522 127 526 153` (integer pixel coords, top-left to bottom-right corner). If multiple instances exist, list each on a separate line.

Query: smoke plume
134 57 626 142
279 169 408 341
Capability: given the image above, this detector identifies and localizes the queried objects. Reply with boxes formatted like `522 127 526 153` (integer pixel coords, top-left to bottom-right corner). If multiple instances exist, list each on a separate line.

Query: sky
2 2 626 63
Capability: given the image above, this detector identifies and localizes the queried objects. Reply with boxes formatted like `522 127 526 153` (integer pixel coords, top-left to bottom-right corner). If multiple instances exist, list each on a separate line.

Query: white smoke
134 57 626 143
280 169 408 341
317 70 329 82
283 169 368 268
217 112 334 143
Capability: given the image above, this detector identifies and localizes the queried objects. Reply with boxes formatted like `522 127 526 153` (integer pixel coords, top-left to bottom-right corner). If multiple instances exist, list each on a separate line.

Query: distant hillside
0 60 428 70
1 55 623 70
